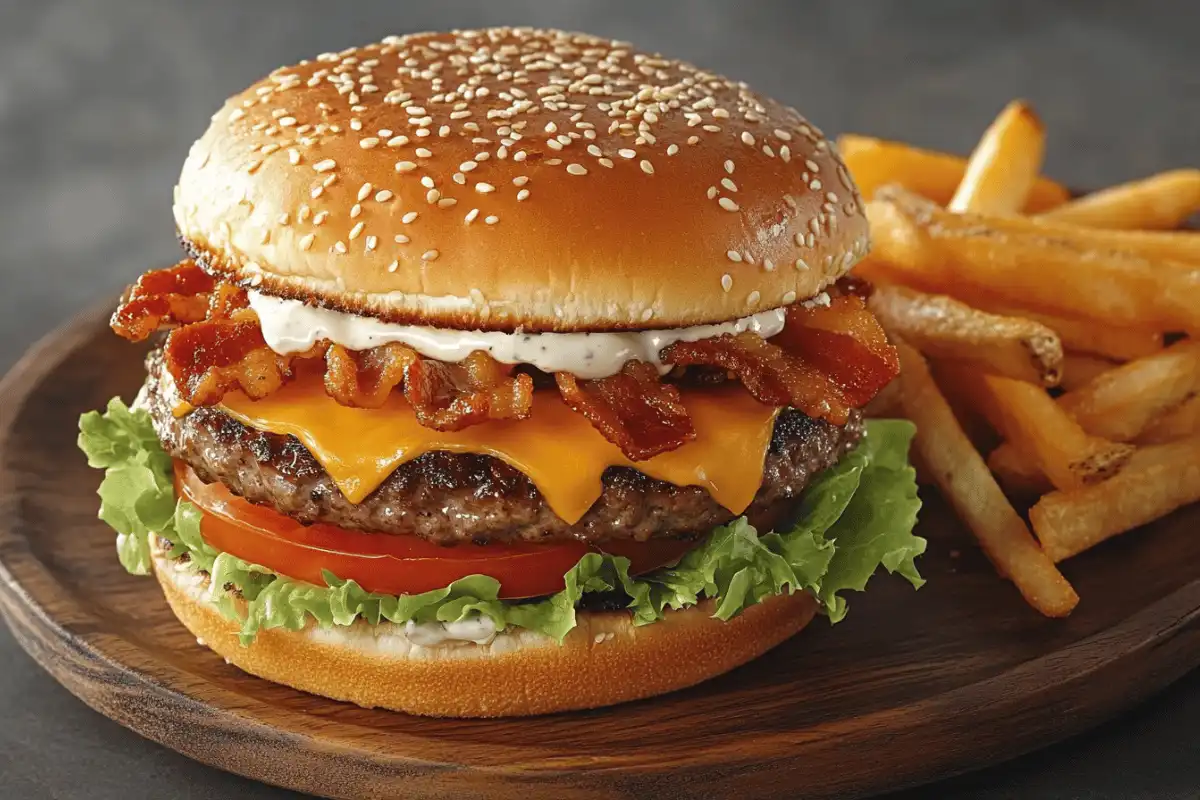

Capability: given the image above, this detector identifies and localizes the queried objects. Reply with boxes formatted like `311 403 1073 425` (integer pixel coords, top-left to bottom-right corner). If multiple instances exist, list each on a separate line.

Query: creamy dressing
248 290 789 379
403 617 498 646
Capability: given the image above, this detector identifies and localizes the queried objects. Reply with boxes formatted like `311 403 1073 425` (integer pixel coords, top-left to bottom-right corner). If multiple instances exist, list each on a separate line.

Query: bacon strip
404 351 534 431
556 361 696 461
110 260 215 341
661 332 852 425
163 317 295 406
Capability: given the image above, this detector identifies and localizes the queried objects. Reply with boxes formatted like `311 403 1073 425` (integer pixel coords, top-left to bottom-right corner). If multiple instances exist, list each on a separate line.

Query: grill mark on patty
144 351 864 545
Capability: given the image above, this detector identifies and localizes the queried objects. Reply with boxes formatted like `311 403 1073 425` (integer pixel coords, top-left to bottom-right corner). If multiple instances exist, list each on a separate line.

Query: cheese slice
219 379 780 524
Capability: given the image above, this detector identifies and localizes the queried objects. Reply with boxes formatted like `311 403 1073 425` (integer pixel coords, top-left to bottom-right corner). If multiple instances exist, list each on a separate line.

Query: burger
77 28 924 717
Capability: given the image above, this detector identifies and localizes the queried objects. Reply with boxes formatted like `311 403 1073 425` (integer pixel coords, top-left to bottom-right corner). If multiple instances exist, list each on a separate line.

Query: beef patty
144 353 864 545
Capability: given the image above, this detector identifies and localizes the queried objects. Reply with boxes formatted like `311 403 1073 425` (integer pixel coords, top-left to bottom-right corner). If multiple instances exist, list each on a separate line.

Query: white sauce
248 290 789 379
403 617 498 647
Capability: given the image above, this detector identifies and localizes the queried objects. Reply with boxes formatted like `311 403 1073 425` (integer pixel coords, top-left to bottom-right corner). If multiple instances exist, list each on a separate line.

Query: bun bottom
152 549 817 717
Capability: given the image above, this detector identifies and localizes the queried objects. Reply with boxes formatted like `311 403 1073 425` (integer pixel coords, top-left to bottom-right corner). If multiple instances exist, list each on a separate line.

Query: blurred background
1 1 1197 798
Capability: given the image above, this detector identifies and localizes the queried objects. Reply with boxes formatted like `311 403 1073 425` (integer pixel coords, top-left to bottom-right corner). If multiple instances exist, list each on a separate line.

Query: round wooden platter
3 307 1200 800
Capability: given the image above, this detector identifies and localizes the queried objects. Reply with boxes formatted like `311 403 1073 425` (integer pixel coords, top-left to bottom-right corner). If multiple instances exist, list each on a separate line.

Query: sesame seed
719 197 740 212
512 176 530 186
359 137 380 149
740 132 756 147
721 178 737 192
721 274 733 292
667 144 679 156
780 145 791 163
288 149 301 165
366 235 378 251
796 258 810 271
587 144 603 157
420 176 435 189
687 136 700 145
567 163 588 175
349 222 364 240
639 160 654 175
279 116 297 127
517 188 530 201
618 148 636 159
475 182 495 193
426 189 441 204
387 136 409 147
747 290 761 305
775 129 792 141
464 208 479 223
422 249 439 261
375 190 393 202
402 211 418 223
598 157 614 168
229 108 246 122
313 158 336 173
310 186 324 199
805 159 820 172
485 215 499 225
387 260 399 272
394 234 410 244
333 240 348 254
313 210 329 225
415 147 432 158
460 160 478 171
277 212 290 225
811 179 823 191
726 250 743 262
763 259 775 272
357 183 373 202
299 233 315 251
438 197 458 208
724 160 735 174
395 161 416 172
706 186 718 200
350 204 362 218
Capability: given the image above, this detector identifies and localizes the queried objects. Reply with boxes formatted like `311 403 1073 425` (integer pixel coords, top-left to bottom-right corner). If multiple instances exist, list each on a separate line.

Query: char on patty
144 352 864 545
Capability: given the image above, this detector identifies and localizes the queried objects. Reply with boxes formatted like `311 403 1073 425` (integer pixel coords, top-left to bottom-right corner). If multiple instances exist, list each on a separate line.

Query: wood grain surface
2 306 1200 800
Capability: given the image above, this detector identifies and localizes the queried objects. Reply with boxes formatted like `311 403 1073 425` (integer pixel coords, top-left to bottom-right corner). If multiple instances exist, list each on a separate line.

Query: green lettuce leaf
78 399 925 644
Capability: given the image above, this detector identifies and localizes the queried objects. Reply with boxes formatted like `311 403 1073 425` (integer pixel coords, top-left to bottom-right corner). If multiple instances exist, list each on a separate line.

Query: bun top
174 28 868 332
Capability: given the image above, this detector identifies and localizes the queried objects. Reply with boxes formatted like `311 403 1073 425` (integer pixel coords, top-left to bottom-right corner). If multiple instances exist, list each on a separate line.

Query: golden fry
987 441 1053 497
1138 395 1200 445
1059 340 1200 442
870 285 1062 386
949 101 1046 214
1031 436 1200 562
974 372 1134 491
1027 218 1200 266
894 339 1078 617
867 187 1200 333
1038 169 1200 230
836 134 1070 211
940 297 1164 362
1059 353 1119 392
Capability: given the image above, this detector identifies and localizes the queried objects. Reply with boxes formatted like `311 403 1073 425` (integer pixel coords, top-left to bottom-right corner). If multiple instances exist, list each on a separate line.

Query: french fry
867 186 1200 332
1038 169 1200 230
936 296 1164 362
1138 395 1200 445
1058 340 1200 442
967 371 1134 490
1059 353 1119 392
949 101 1046 214
836 134 1070 211
987 441 1053 497
1030 436 1200 562
869 285 1062 386
894 339 1078 616
1025 218 1200 266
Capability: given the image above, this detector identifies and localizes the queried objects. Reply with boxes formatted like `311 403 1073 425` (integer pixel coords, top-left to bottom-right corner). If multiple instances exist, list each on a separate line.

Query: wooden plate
3 306 1200 800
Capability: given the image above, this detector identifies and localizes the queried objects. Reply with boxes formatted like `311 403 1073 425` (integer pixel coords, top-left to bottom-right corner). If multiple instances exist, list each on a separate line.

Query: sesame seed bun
152 546 817 717
174 27 868 332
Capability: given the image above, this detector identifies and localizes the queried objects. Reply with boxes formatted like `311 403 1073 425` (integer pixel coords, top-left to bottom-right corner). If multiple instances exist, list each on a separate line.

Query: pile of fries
842 100 1200 617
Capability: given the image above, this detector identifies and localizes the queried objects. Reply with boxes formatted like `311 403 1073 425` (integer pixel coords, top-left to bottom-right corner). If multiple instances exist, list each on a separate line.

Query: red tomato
176 464 694 599
778 294 900 406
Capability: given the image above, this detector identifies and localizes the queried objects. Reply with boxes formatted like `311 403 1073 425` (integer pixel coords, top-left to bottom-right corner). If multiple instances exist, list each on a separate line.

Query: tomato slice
776 294 900 406
176 464 694 599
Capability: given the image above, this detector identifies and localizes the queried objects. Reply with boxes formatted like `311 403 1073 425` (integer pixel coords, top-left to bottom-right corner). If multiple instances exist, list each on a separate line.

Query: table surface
2 1 1198 797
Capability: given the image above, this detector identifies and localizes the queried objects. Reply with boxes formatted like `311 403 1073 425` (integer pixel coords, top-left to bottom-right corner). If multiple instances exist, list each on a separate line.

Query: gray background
2 1 1198 797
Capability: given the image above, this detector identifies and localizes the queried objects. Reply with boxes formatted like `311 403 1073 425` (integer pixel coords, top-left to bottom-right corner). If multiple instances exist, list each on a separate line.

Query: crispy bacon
325 345 533 430
556 361 696 461
163 316 295 406
404 351 534 431
776 294 900 406
110 260 215 341
661 332 852 425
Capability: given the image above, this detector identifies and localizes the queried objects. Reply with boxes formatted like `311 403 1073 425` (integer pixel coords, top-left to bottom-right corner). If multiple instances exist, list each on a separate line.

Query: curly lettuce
78 399 924 644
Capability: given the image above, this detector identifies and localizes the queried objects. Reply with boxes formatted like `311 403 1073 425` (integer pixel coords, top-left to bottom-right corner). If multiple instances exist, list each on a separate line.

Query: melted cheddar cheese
219 379 780 524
